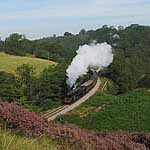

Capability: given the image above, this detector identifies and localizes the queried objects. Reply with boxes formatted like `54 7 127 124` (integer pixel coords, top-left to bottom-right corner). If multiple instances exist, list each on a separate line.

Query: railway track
43 78 101 121
43 105 69 119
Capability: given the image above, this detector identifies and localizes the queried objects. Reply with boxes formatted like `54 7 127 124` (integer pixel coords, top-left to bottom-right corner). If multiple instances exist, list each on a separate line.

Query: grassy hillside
57 90 150 132
0 52 56 74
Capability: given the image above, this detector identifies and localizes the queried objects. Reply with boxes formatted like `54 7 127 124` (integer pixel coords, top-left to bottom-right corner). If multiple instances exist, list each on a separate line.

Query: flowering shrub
46 123 150 150
0 101 48 137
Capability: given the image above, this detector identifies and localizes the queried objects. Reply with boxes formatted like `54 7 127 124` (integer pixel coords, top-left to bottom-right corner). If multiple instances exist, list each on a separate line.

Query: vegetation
0 101 116 150
0 62 67 111
1 101 150 150
0 23 150 150
0 129 58 150
0 101 47 136
0 52 56 75
0 24 150 94
0 24 150 111
56 90 150 132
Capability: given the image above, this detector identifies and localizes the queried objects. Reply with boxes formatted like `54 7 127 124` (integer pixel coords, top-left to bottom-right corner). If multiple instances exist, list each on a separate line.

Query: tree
16 64 36 100
64 32 73 36
102 25 108 29
0 72 19 101
79 29 86 35
5 33 27 56
118 26 124 30
6 33 25 42
0 40 4 51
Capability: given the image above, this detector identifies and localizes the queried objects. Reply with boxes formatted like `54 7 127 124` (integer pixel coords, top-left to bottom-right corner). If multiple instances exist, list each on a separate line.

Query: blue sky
0 0 150 39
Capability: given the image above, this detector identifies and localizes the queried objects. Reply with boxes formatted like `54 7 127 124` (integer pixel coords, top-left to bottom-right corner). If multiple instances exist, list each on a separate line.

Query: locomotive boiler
64 69 98 104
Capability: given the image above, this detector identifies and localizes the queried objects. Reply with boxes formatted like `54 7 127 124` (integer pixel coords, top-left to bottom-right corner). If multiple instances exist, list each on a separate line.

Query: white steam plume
66 42 113 87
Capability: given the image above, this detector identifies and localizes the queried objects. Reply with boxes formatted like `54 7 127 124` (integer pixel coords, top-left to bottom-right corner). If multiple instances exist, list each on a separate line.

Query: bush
107 82 119 95
0 101 48 137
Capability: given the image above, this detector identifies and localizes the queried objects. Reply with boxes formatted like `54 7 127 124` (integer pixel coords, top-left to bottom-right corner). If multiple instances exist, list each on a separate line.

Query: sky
0 0 150 39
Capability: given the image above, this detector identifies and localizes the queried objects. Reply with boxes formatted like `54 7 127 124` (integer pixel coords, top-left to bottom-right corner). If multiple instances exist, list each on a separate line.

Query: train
64 69 98 104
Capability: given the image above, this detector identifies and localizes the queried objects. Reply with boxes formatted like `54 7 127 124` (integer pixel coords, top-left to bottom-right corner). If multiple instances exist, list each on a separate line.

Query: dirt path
46 78 101 121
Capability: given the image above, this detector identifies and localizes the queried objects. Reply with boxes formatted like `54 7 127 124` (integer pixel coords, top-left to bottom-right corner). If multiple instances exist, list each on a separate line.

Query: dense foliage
0 72 19 101
106 25 150 92
0 101 47 136
0 62 68 111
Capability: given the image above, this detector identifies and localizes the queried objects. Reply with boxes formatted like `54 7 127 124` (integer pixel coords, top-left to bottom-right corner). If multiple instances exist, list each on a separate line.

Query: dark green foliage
107 25 150 92
4 33 29 56
33 62 68 110
107 81 119 95
138 73 150 88
64 32 73 36
0 40 5 51
16 64 35 99
0 62 68 111
0 72 19 101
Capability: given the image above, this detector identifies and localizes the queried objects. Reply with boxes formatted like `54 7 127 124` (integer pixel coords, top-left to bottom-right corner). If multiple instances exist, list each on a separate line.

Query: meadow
0 52 56 75
57 90 150 132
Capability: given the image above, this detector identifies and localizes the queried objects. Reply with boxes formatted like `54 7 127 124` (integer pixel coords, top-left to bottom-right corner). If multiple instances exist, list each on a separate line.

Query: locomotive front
64 69 98 104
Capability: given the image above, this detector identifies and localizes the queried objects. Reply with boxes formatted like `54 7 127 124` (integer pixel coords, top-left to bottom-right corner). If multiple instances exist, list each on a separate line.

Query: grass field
57 90 150 132
0 52 56 75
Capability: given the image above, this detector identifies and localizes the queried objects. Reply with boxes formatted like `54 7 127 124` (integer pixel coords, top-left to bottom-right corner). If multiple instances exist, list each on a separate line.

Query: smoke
66 42 113 87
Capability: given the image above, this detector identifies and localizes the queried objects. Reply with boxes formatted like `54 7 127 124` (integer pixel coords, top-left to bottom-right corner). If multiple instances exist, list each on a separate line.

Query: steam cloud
66 42 113 87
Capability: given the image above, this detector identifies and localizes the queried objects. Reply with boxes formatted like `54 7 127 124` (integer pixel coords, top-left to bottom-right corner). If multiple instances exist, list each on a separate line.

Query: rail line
44 105 69 119
43 78 101 121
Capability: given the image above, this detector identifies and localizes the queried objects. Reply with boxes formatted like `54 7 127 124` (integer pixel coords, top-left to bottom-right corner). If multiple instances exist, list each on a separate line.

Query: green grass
57 90 150 132
0 127 75 150
0 52 56 75
0 128 59 150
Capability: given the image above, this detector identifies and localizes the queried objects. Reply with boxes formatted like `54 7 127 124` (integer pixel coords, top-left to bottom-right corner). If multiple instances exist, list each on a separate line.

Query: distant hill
0 52 56 75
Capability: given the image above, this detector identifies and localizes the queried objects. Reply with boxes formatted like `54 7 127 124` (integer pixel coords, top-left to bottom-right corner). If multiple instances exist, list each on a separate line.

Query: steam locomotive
64 70 98 104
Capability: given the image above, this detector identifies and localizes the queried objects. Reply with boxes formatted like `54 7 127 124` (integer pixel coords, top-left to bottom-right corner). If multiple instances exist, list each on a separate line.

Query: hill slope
0 52 56 74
